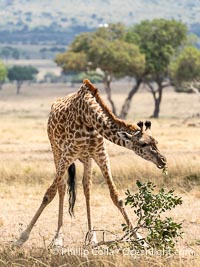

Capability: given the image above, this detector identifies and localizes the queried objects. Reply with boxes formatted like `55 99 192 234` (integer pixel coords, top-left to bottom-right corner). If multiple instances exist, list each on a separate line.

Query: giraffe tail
67 163 77 217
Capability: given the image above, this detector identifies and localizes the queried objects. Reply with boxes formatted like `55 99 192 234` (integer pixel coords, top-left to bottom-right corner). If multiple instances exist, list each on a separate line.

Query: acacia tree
170 46 200 92
8 65 38 94
0 61 7 90
126 19 187 118
88 38 145 115
55 23 145 117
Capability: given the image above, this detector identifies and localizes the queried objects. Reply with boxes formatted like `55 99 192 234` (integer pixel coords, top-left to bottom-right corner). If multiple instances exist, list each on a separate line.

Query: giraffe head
118 121 167 170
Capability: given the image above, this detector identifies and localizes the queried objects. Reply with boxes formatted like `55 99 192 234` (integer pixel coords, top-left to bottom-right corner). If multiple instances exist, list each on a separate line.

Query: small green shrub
121 180 183 253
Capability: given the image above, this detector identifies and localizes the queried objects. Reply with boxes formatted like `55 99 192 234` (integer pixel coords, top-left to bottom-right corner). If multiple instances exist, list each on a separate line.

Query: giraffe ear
117 131 132 140
145 121 151 130
137 121 144 131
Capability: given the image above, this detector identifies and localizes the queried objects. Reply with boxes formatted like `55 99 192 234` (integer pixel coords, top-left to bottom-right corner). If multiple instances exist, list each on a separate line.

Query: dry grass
0 246 199 267
0 82 200 266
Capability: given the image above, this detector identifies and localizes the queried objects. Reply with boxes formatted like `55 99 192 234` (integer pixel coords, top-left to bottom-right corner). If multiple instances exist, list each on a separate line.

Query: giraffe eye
141 143 148 147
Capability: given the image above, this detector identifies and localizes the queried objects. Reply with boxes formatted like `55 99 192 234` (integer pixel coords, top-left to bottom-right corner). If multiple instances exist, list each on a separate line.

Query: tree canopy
88 38 145 78
0 61 7 89
170 46 200 93
0 61 7 82
55 51 87 73
127 19 187 79
170 46 200 83
8 65 38 94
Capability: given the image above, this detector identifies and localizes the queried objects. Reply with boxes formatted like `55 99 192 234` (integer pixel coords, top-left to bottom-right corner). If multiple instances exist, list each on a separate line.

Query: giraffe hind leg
49 162 77 248
81 158 98 246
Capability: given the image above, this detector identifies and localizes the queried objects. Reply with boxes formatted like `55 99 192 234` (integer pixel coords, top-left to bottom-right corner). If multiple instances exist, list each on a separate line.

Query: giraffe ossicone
14 79 167 247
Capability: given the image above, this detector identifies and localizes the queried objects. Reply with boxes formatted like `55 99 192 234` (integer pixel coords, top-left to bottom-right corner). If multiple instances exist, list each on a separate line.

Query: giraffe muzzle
157 155 167 169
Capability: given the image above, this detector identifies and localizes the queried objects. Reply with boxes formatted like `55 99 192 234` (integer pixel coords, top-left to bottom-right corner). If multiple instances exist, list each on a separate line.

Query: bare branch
162 82 171 88
147 82 156 93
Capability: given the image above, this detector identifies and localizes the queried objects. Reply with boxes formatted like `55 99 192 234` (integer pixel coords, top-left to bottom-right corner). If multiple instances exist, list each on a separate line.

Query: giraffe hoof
48 233 64 249
135 232 148 248
85 230 98 247
12 240 24 248
13 231 30 247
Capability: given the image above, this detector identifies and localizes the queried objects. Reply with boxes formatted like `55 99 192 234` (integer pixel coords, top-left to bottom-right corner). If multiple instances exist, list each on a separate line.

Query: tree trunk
152 97 161 118
119 79 142 119
0 81 3 90
103 75 117 115
149 81 163 118
16 81 23 95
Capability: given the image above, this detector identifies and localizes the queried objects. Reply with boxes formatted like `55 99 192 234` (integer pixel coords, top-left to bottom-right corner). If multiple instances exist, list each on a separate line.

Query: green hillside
0 0 200 45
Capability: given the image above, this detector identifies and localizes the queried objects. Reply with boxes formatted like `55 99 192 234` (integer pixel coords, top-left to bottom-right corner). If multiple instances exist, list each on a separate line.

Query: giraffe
14 79 167 247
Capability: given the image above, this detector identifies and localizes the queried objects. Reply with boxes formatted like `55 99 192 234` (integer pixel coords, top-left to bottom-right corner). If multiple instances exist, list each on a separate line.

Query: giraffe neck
79 86 139 149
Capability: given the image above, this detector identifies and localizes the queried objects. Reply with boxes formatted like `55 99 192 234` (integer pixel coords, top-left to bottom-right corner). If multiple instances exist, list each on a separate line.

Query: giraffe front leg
94 151 146 244
14 181 58 247
82 158 98 246
94 150 136 233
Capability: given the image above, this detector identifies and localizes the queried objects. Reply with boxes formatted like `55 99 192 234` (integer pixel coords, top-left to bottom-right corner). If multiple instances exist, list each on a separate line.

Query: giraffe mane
83 79 139 132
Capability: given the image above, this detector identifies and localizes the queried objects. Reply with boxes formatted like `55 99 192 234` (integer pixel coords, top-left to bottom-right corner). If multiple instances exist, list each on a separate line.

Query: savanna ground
0 81 200 266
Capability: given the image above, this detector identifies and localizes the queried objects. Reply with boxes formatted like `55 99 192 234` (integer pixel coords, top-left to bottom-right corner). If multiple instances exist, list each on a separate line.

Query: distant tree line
55 19 200 118
0 46 20 60
39 47 66 59
0 24 93 45
0 19 199 47
0 46 66 60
